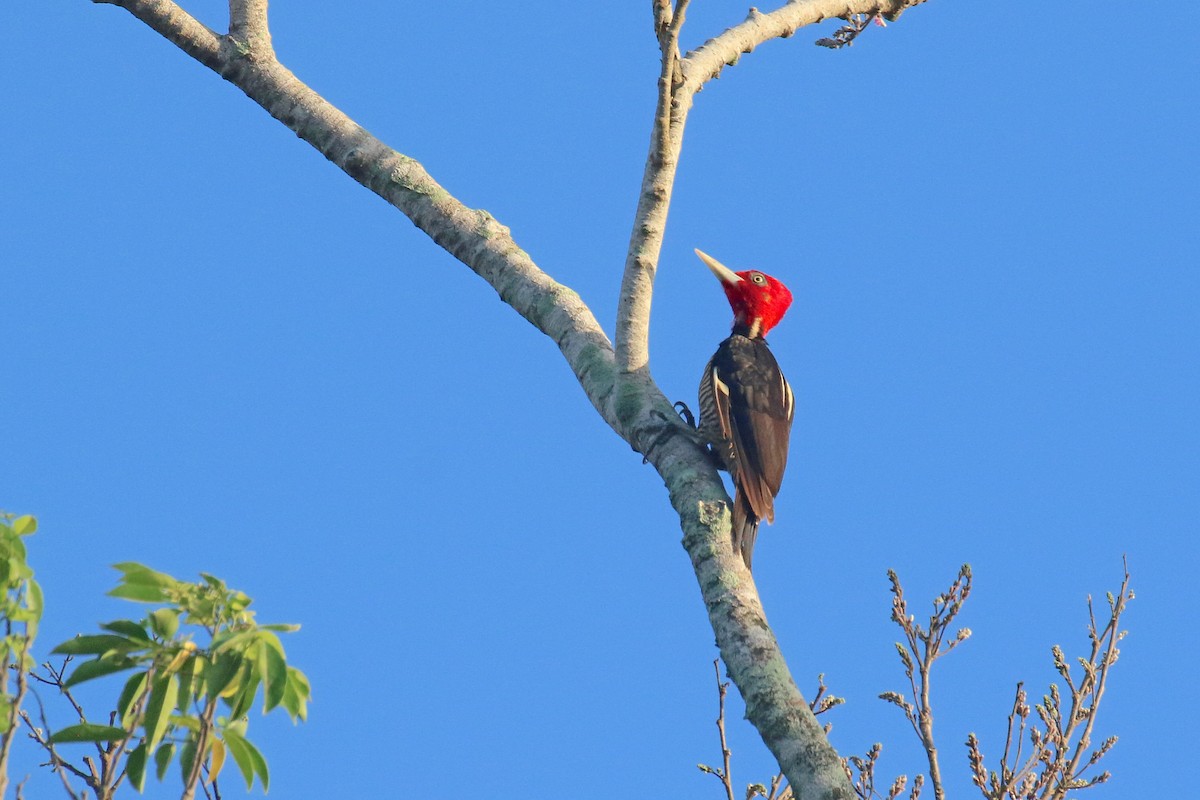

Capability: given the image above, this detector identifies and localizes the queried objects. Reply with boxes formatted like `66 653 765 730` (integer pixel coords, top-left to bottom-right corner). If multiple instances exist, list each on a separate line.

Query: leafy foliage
0 512 42 796
43 561 310 795
0 512 43 650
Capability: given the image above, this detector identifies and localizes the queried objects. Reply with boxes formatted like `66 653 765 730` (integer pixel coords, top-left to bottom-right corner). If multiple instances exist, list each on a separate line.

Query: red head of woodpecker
694 248 795 571
696 248 793 340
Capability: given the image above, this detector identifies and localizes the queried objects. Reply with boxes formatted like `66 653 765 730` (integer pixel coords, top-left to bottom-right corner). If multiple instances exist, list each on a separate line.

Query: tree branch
93 0 223 70
228 0 272 55
97 0 632 436
615 1 693 375
686 502 852 799
681 0 925 92
616 0 930 377
0 621 31 797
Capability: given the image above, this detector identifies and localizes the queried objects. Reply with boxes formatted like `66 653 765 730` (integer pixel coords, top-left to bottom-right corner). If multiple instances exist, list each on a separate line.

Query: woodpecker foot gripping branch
672 400 696 428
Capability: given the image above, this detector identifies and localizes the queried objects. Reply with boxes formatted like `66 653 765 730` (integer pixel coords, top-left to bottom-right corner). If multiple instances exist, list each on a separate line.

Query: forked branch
616 0 929 374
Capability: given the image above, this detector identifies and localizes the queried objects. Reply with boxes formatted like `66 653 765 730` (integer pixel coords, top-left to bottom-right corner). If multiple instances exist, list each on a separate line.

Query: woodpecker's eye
751 273 767 285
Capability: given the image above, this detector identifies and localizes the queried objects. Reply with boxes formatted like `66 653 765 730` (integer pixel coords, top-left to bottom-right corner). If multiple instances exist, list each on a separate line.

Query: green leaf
259 637 288 713
175 650 200 708
220 729 256 790
227 590 252 614
117 670 150 727
260 623 301 633
109 583 171 603
280 676 299 721
63 654 137 688
210 629 256 655
51 634 143 657
243 735 269 791
144 673 179 754
12 516 36 536
281 667 310 722
109 563 179 603
258 629 285 655
155 741 176 781
205 653 242 700
167 713 200 733
26 579 43 623
225 667 260 720
4 557 30 585
199 573 227 592
149 608 180 640
179 733 198 786
113 563 178 588
126 740 148 792
102 619 151 641
48 723 131 744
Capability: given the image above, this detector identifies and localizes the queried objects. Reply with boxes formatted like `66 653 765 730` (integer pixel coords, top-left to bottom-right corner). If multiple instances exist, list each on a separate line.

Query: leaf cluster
0 514 43 638
0 512 42 797
44 562 310 794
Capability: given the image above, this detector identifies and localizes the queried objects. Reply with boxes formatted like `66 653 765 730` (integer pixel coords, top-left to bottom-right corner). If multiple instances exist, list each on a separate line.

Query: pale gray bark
87 1 930 796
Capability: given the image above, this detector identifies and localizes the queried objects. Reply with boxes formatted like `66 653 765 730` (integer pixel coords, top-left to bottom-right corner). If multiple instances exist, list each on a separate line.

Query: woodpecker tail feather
731 491 760 571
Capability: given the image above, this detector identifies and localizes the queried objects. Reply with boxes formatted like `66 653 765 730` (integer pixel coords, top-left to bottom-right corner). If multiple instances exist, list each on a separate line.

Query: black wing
709 335 793 522
698 335 794 568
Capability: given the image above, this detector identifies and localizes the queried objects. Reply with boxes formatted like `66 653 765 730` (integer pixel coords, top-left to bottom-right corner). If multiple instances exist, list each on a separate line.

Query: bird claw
673 401 696 428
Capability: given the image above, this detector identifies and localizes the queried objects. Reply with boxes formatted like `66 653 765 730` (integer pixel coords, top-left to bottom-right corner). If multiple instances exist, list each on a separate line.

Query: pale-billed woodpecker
692 248 794 571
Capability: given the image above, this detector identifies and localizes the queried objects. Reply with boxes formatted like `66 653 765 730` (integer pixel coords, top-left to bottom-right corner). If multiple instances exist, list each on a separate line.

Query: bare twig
25 659 150 800
182 695 220 800
681 0 928 90
842 741 917 800
701 658 814 800
764 773 789 800
809 673 846 734
815 13 880 48
965 561 1131 799
698 660 737 800
0 620 33 794
21 696 86 800
881 565 972 800
34 660 89 727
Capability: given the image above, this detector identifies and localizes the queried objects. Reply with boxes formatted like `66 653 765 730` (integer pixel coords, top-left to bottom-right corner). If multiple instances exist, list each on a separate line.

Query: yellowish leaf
209 737 227 784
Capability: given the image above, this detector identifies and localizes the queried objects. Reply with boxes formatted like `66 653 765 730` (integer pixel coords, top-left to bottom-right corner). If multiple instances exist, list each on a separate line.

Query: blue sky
3 1 1197 798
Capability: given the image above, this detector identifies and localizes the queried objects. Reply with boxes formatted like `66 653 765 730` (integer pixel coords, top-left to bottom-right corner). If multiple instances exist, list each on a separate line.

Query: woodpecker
694 248 794 571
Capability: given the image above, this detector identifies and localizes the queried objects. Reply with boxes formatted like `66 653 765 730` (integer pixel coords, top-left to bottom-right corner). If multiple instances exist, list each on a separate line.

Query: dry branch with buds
700 662 854 800
844 742 922 800
966 564 1132 800
880 565 972 800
